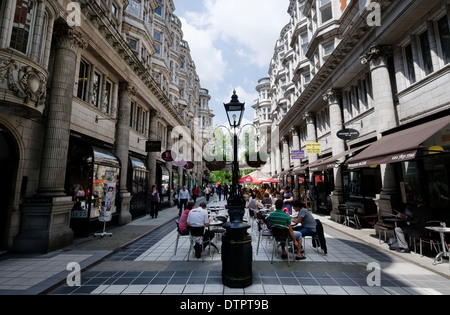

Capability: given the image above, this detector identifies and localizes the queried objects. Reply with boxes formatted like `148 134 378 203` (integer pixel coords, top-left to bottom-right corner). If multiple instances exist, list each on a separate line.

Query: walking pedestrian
178 185 190 216
205 185 211 203
150 185 160 218
192 185 199 203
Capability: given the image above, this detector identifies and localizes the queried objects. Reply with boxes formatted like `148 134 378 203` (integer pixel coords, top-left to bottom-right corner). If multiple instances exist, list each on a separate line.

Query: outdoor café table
207 218 225 254
382 216 407 228
425 225 450 266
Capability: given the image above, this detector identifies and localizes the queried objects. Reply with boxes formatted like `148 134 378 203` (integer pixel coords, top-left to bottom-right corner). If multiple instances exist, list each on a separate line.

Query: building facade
254 0 450 233
0 0 213 253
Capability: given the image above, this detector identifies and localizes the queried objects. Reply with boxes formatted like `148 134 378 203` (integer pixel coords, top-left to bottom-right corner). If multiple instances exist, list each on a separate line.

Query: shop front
157 164 171 207
347 115 450 228
65 136 121 236
128 156 148 219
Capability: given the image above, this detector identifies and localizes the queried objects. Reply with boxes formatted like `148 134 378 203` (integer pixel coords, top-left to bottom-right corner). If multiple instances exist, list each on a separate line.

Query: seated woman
261 192 272 207
178 201 195 235
246 193 264 210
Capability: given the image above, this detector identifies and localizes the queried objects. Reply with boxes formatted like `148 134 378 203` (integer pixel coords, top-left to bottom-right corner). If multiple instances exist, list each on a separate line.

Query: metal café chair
270 224 295 267
255 210 272 255
174 219 189 256
187 226 210 262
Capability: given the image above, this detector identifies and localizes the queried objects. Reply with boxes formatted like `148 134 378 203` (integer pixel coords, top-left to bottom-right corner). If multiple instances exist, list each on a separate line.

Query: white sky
172 0 290 126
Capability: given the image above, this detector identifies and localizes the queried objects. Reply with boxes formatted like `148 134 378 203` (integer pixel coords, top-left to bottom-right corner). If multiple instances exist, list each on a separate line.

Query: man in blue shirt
292 200 317 237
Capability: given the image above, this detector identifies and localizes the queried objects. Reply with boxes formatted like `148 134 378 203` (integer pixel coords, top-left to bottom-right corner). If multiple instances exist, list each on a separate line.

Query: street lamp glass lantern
224 90 245 129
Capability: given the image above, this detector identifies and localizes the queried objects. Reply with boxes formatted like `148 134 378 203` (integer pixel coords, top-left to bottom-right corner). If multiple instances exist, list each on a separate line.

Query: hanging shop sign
184 161 195 170
337 129 360 141
146 141 162 152
161 150 175 161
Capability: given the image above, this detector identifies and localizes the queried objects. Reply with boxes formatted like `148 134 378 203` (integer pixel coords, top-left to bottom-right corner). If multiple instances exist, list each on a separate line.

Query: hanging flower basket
245 151 268 168
203 155 227 171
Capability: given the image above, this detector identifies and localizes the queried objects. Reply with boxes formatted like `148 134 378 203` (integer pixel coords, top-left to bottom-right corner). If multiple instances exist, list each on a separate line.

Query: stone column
291 127 301 168
304 112 318 164
147 110 158 190
275 141 282 175
115 82 136 225
13 25 87 253
361 45 397 134
361 45 399 218
166 126 174 206
323 89 345 218
291 127 301 200
282 136 290 172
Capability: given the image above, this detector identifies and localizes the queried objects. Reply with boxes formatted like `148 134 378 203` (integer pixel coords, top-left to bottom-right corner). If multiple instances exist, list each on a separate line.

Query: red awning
239 175 263 184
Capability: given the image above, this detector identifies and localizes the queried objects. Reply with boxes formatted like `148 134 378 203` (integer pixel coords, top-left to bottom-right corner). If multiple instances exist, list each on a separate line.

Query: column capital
361 45 392 66
290 126 299 137
304 112 315 124
53 24 88 51
119 82 137 97
323 88 342 104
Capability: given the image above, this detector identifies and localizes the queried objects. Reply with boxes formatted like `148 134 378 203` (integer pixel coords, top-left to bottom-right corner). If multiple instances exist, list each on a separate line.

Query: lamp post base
221 206 252 288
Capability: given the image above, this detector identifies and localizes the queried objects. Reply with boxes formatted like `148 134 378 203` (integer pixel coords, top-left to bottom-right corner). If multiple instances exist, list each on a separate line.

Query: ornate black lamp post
221 90 252 288
223 90 246 220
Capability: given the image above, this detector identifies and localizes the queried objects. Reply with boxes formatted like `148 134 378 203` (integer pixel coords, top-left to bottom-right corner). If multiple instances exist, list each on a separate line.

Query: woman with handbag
150 185 160 219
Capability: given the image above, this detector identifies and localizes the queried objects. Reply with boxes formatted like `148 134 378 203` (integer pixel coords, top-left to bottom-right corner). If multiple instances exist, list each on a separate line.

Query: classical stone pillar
304 112 318 164
275 141 282 175
166 126 174 206
13 25 87 253
361 45 397 134
115 82 136 225
291 127 301 168
361 45 399 216
323 89 345 217
282 136 290 172
291 127 301 199
147 110 158 190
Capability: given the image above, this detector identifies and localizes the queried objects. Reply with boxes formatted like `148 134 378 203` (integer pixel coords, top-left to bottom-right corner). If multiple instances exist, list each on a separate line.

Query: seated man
291 200 317 237
268 199 306 260
394 196 432 253
187 202 213 258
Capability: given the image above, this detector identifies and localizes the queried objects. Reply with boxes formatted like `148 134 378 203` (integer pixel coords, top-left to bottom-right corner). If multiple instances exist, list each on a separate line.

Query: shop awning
93 146 120 167
291 164 308 175
347 115 450 169
130 156 148 171
308 144 370 172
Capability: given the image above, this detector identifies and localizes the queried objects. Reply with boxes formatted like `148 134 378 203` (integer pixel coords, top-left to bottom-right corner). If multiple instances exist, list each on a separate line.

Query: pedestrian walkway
1 198 449 295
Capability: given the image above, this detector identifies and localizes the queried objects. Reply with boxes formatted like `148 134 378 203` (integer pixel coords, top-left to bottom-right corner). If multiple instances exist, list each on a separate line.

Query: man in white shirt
187 202 210 228
178 185 190 216
187 202 214 258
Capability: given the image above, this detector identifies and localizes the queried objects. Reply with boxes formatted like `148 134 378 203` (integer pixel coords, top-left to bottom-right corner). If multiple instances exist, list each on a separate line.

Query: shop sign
337 129 360 141
306 143 322 154
291 150 305 160
71 210 88 219
146 141 162 152
161 150 175 161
